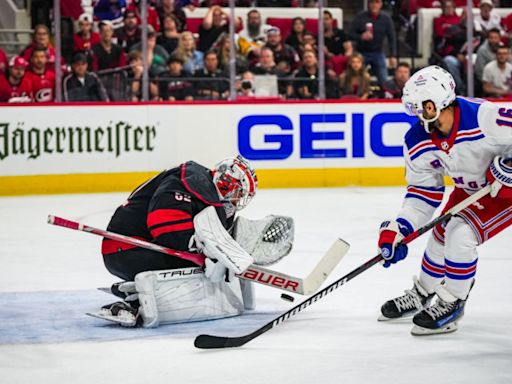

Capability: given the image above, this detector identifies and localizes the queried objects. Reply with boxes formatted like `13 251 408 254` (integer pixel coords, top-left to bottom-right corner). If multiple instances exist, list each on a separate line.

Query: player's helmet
212 155 257 211
401 65 456 132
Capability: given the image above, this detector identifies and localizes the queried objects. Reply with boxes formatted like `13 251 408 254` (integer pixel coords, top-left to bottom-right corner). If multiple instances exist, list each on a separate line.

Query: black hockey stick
194 185 491 349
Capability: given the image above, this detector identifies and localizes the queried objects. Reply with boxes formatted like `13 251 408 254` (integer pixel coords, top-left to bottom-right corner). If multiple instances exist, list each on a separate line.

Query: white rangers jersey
397 96 512 233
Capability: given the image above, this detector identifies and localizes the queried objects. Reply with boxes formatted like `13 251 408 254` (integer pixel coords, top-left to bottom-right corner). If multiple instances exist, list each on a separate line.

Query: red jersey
21 44 58 70
26 69 56 102
0 48 7 74
0 74 33 102
73 32 101 52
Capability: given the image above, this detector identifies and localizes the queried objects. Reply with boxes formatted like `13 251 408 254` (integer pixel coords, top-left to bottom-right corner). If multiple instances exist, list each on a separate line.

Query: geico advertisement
236 103 417 168
0 102 440 176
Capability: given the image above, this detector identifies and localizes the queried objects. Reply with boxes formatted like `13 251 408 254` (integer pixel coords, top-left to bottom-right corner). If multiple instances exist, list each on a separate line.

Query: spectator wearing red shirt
0 56 33 102
92 21 127 71
21 24 58 70
26 47 56 102
126 0 160 33
0 47 7 74
74 13 101 54
433 0 461 57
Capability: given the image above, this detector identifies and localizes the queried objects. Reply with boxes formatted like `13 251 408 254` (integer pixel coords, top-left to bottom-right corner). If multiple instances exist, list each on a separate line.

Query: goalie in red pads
93 156 294 327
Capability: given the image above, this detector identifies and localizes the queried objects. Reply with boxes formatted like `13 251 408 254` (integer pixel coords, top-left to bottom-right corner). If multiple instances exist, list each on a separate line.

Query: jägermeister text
0 121 157 161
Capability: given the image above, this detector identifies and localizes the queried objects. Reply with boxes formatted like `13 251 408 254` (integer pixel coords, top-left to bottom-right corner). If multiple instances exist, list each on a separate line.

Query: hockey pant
420 188 512 299
102 246 197 281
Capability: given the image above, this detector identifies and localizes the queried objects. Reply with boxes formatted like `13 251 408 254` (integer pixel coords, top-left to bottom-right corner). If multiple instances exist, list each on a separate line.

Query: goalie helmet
212 155 257 211
401 65 456 132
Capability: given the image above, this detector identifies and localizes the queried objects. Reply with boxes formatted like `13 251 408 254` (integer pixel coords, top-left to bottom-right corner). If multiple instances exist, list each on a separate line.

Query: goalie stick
47 215 349 295
193 185 492 349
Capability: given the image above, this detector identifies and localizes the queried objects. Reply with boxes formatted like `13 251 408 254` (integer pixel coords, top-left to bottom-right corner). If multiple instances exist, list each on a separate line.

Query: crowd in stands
2 0 512 103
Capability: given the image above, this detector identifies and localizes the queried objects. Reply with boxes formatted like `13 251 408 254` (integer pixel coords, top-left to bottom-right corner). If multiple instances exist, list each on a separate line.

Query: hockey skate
87 300 141 327
411 285 468 336
378 277 435 321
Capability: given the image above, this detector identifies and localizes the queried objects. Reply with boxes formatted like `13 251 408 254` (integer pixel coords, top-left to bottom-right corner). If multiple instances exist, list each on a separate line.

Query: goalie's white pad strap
193 206 253 274
135 267 244 327
233 215 294 266
240 279 256 310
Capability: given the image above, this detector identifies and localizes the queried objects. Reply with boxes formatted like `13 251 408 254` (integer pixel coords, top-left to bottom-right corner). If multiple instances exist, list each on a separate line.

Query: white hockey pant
419 216 478 300
135 267 245 327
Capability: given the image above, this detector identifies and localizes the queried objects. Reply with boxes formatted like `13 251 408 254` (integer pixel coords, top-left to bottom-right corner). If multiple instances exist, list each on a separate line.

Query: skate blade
411 322 458 336
378 313 415 322
86 311 137 327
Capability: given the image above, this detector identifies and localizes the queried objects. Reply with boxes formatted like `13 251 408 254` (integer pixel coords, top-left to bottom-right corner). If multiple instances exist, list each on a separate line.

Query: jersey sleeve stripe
396 217 414 233
408 139 437 159
150 222 194 238
405 186 444 207
147 209 192 228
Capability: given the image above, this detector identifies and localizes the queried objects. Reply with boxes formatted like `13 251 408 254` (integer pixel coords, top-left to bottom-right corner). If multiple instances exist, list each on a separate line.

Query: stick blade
194 334 249 349
302 238 350 294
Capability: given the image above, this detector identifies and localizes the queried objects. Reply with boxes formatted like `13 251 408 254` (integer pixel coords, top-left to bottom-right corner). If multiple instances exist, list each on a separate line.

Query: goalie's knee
135 267 245 327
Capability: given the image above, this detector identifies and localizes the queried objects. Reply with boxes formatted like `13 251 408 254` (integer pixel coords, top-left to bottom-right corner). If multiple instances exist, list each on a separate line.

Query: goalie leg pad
135 267 245 327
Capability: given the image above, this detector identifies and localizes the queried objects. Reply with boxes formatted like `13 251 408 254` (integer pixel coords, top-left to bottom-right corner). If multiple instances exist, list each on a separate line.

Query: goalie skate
87 301 140 327
378 277 434 321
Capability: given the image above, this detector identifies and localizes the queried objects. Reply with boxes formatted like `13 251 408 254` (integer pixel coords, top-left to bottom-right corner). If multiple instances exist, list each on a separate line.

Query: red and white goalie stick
47 215 350 295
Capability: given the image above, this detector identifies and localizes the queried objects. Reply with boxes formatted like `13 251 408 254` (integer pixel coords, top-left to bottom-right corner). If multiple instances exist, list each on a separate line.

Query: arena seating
416 7 512 67
184 7 343 41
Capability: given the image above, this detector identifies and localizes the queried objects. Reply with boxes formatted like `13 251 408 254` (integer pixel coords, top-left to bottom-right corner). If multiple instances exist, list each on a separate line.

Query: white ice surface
0 187 511 384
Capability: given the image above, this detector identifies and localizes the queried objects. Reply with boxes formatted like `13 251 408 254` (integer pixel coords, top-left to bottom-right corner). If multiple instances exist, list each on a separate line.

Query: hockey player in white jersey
377 65 512 335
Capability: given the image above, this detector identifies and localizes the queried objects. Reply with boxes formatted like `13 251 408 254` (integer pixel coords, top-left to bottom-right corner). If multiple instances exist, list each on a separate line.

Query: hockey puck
281 293 295 302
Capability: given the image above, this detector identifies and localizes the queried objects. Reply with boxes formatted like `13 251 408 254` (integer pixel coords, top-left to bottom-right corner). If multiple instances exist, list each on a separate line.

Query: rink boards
0 99 503 195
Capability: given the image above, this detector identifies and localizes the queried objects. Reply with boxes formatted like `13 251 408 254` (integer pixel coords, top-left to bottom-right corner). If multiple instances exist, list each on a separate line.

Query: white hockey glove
233 215 294 265
193 206 254 283
486 156 512 199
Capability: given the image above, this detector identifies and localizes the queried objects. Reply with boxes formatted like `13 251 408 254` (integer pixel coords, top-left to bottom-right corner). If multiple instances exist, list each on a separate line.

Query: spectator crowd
2 0 512 102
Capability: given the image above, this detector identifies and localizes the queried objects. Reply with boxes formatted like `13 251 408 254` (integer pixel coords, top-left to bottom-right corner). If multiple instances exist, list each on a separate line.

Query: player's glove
378 220 410 268
486 156 512 199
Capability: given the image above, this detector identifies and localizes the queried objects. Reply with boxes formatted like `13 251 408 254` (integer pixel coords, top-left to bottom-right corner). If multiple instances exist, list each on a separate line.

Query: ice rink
1 187 511 384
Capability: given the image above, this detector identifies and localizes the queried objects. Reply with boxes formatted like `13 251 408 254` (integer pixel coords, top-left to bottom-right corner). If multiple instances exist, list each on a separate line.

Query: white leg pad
135 267 244 327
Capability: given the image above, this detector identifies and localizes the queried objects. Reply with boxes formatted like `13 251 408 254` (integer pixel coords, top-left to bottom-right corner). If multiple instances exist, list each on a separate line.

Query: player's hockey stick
193 185 492 349
47 215 350 295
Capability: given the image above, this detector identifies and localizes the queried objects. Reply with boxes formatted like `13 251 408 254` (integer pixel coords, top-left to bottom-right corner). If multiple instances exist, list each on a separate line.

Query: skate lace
425 299 454 320
394 289 423 312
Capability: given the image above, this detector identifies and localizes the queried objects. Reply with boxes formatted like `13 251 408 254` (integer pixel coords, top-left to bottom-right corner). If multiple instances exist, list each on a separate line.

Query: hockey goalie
91 155 294 327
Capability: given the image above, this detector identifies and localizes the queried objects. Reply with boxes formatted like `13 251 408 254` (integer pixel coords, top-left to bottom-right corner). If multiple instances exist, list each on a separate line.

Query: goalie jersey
397 96 512 232
102 161 232 260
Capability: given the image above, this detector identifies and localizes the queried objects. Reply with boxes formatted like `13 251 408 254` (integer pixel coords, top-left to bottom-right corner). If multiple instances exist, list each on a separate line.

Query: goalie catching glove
378 220 410 268
486 156 512 199
233 215 294 265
